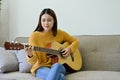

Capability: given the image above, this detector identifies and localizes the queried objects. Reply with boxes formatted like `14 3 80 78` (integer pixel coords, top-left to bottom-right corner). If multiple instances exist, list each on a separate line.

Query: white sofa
0 35 120 80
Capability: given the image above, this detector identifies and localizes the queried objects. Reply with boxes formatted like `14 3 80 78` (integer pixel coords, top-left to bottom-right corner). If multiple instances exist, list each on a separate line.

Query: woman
25 8 79 80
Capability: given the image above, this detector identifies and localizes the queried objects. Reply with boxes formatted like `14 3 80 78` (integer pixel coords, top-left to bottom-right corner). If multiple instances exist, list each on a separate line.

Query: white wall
0 0 9 46
2 0 120 42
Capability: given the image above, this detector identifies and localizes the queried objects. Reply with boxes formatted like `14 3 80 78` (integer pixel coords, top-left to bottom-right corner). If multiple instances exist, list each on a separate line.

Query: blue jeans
35 63 66 80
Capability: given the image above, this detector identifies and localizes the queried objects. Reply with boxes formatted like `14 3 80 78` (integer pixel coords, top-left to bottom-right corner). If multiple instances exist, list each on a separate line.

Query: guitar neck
4 41 61 54
33 46 60 54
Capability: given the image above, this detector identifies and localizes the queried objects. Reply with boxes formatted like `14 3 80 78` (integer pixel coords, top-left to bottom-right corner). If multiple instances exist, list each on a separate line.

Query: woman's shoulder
29 31 41 37
57 29 69 35
30 31 41 35
58 29 66 33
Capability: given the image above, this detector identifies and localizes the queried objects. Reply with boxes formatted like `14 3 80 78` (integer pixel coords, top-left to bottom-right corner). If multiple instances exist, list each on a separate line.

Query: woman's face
41 14 54 32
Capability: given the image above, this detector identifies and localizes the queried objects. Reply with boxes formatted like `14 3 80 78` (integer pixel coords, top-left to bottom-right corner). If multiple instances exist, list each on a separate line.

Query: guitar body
50 41 82 72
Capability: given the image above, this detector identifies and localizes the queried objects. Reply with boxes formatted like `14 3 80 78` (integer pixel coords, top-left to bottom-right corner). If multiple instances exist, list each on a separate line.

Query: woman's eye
41 18 52 22
42 19 45 22
47 19 52 22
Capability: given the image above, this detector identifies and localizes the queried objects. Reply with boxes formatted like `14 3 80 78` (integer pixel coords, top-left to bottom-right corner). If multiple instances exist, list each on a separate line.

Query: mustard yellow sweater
27 29 79 75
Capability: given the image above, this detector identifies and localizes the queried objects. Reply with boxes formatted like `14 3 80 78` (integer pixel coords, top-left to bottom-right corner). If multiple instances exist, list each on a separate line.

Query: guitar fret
34 46 60 54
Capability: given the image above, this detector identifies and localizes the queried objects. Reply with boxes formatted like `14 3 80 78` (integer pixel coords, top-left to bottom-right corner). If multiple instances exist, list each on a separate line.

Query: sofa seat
0 71 40 80
0 71 120 80
66 71 120 80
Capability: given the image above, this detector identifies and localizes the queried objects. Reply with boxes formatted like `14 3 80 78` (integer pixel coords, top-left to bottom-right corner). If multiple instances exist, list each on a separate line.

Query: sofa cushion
75 35 120 71
16 49 32 73
0 48 18 73
66 71 120 80
0 71 40 80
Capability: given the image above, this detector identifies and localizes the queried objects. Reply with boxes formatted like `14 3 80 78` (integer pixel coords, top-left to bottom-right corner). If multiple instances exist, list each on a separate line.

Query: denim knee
51 63 66 74
60 73 65 80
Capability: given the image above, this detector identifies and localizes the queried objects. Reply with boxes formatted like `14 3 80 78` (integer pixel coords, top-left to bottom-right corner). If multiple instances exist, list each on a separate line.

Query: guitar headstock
4 41 25 50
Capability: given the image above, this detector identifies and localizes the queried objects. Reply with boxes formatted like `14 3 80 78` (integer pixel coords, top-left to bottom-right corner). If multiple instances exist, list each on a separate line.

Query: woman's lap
35 63 66 80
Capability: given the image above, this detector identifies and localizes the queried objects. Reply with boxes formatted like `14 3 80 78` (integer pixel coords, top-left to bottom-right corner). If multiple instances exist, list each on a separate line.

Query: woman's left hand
61 47 71 57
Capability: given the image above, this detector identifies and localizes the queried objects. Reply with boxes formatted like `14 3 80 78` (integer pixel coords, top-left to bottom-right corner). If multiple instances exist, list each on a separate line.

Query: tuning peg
15 41 18 43
9 42 12 50
11 41 14 43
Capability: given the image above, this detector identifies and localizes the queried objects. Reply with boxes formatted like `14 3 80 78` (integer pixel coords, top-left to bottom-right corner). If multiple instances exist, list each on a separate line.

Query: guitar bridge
70 53 74 61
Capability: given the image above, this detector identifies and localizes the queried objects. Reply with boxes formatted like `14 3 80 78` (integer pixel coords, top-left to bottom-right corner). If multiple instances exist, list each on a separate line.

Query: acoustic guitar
4 41 82 72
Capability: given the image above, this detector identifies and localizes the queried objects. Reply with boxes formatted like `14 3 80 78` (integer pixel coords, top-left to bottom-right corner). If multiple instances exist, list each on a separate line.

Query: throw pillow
16 49 32 73
0 49 18 73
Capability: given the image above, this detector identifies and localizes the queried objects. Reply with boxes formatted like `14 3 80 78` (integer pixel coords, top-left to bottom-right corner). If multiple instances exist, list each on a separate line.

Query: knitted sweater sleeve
60 30 79 53
26 32 38 65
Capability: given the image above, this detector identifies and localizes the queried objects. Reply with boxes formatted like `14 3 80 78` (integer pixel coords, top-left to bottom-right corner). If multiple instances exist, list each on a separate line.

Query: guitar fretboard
33 46 60 54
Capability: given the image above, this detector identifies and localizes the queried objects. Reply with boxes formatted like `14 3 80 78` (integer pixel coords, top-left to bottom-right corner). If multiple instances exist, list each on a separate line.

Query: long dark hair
34 8 58 36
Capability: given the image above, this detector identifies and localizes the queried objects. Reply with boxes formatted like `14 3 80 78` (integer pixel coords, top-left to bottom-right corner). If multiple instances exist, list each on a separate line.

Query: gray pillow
0 50 18 73
16 49 32 73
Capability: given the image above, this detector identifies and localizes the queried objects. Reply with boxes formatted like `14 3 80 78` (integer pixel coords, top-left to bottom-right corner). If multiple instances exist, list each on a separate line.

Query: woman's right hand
25 46 33 58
